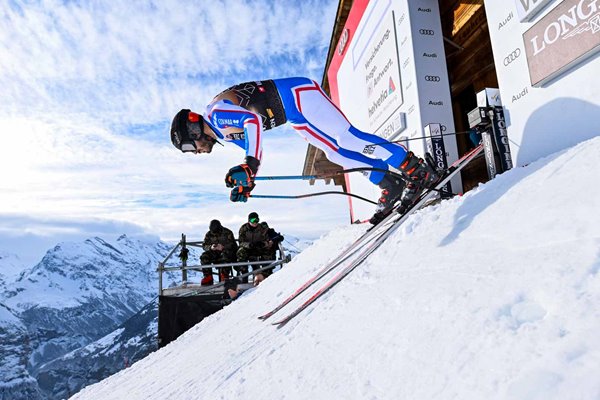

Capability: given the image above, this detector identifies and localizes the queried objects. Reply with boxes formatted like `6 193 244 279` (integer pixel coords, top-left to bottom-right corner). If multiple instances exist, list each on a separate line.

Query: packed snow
72 137 600 400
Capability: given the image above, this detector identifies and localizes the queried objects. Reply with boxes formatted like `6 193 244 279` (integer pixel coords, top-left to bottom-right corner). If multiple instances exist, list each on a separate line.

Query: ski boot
369 174 406 225
397 151 439 213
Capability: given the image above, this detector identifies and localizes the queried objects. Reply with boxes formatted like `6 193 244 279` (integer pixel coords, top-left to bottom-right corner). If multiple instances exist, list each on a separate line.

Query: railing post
180 233 188 284
158 262 164 296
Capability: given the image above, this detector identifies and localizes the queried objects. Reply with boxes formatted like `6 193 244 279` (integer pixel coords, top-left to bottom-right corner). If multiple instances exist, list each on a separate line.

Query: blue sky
0 0 352 265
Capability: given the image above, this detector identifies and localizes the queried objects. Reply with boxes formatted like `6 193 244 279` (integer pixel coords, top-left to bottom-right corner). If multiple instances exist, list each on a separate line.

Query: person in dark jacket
200 219 237 285
236 212 276 284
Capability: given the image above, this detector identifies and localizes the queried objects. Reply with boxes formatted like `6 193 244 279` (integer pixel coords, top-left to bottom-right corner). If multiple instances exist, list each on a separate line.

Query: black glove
230 185 254 202
225 156 260 188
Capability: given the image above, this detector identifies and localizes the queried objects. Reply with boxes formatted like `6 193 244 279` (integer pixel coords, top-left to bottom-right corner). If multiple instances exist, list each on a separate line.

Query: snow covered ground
72 137 600 400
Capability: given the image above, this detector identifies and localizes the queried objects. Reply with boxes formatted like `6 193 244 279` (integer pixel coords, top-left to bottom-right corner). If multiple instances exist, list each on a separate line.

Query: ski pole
254 175 323 181
250 191 377 205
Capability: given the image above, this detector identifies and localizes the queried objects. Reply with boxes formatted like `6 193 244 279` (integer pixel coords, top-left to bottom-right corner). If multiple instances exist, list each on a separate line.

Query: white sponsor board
335 0 459 220
515 0 555 21
484 0 600 166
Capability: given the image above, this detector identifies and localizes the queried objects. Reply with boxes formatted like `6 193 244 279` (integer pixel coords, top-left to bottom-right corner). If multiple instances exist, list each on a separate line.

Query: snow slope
73 137 600 400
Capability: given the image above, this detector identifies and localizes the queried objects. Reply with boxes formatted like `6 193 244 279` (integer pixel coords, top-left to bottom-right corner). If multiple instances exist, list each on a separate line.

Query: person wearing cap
236 212 275 284
199 219 238 286
169 77 439 225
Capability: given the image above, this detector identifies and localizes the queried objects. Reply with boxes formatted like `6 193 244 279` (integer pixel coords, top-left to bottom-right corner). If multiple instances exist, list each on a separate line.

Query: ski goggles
249 217 259 224
171 110 217 153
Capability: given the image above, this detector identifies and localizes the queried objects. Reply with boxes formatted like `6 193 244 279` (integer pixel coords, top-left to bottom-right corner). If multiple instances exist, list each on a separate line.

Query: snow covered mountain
0 251 27 294
0 231 309 399
35 299 159 399
72 137 600 400
0 235 172 399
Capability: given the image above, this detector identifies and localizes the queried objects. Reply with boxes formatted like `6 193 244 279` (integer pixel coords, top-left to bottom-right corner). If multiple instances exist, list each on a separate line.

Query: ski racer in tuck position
170 77 438 223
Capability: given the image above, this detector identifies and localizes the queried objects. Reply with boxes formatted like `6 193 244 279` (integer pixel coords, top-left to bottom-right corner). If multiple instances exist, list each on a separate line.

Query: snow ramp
73 137 600 400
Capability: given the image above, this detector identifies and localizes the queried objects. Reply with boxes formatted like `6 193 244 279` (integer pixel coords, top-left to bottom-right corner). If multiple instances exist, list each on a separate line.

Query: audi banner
327 0 461 221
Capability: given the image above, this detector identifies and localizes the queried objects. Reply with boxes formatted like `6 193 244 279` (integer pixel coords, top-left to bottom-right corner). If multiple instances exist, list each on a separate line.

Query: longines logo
523 0 600 85
528 0 600 56
503 48 522 66
424 75 441 82
403 58 410 69
419 29 435 36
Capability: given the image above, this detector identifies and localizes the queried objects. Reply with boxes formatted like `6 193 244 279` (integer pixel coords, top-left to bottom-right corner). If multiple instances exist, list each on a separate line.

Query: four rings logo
425 75 441 82
338 28 349 55
419 29 435 35
503 48 521 66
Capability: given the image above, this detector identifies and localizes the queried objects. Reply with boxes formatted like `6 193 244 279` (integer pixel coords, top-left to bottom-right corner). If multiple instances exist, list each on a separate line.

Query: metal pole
255 175 321 181
158 262 164 296
250 191 377 204
181 234 188 284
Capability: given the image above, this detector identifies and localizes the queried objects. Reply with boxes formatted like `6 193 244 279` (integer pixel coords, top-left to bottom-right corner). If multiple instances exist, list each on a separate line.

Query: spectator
236 212 275 284
200 219 237 285
223 277 241 300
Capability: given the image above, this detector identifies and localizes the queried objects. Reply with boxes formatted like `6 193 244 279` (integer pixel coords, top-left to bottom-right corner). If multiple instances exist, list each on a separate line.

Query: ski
258 193 406 320
272 143 484 328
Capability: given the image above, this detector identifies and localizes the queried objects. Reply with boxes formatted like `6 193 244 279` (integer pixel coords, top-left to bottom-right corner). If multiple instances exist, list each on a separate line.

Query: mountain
0 235 173 399
0 303 42 400
71 137 600 400
35 299 159 399
0 232 309 399
0 251 27 294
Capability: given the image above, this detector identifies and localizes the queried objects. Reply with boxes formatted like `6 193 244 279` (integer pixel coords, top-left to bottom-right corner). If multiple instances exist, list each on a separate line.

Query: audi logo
338 28 349 55
503 48 521 66
425 75 441 82
419 29 435 35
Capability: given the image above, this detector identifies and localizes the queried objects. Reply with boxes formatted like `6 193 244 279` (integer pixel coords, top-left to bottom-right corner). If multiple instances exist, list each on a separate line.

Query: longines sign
523 0 600 86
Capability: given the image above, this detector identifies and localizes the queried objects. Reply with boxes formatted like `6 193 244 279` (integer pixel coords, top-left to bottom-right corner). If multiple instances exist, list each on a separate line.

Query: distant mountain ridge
0 233 310 400
0 234 172 400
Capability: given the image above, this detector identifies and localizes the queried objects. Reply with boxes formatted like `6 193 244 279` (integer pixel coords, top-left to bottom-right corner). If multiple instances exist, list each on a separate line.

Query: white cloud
0 0 357 263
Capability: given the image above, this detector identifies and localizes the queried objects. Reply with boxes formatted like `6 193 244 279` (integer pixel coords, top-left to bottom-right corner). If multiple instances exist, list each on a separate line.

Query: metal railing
157 234 290 296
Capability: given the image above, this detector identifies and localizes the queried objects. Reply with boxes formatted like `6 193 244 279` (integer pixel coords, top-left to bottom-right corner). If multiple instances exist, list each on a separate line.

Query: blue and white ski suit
203 77 407 184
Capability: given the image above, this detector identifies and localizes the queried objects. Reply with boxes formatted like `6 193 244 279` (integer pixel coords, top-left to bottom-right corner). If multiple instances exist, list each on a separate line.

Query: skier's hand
225 164 255 188
230 185 254 202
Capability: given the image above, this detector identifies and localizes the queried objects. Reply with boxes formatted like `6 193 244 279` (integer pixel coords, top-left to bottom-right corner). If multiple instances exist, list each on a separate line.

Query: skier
170 77 438 223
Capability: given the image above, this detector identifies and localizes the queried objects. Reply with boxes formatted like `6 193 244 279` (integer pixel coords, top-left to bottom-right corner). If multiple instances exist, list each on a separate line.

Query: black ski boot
397 151 439 212
369 174 405 225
